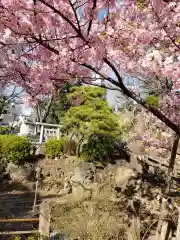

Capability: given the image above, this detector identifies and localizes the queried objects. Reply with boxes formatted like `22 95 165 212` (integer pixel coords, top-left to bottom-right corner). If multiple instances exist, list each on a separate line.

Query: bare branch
68 0 81 32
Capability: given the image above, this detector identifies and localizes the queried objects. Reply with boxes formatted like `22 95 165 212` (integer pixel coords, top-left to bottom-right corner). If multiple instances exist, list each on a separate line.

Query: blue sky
98 8 108 21
97 7 121 108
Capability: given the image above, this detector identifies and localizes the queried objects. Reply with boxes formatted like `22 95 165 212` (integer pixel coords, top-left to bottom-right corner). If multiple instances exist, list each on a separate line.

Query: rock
71 165 94 185
149 165 155 174
115 166 135 186
71 167 86 184
70 166 94 200
6 162 34 182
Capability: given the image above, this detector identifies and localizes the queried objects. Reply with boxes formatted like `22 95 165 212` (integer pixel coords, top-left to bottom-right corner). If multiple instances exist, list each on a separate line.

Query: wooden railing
0 218 39 236
0 218 39 223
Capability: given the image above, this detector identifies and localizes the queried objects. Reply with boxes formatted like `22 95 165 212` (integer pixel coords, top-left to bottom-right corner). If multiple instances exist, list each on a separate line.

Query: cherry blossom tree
0 0 179 134
0 0 179 237
0 0 180 182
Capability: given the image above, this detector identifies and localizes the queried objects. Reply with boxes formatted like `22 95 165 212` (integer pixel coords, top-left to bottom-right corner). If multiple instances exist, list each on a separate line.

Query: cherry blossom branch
74 1 89 10
38 0 79 33
38 0 88 44
31 35 59 55
103 57 180 135
153 8 180 51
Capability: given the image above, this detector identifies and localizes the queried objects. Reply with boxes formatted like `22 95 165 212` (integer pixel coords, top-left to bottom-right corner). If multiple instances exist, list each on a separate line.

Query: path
0 179 63 238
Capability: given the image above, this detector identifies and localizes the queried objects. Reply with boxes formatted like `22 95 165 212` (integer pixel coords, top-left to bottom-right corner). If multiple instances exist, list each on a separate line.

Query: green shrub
80 133 114 164
0 126 9 135
0 135 31 165
44 137 66 159
81 133 130 165
11 236 36 240
27 237 35 240
145 95 159 107
11 237 21 240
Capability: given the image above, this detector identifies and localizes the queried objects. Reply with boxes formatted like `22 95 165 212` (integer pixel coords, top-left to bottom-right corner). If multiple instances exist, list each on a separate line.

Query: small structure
32 122 61 144
15 115 61 144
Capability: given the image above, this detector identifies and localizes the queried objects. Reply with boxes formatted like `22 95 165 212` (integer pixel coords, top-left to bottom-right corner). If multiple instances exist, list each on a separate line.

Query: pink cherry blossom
0 0 179 133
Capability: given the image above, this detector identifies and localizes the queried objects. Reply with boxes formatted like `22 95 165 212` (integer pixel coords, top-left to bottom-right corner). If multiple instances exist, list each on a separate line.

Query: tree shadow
122 160 180 202
93 144 131 168
0 180 31 192
140 166 166 187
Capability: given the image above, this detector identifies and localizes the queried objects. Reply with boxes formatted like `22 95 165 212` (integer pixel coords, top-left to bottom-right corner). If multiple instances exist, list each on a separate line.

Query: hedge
44 137 66 159
0 134 31 165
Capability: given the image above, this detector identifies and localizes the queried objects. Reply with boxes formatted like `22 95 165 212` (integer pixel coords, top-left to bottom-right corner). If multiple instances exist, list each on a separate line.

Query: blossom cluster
0 0 179 114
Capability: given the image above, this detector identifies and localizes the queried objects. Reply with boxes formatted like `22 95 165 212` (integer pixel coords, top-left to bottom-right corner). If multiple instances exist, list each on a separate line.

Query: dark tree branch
68 0 81 32
87 0 97 35
103 57 180 135
38 0 88 44
31 35 59 55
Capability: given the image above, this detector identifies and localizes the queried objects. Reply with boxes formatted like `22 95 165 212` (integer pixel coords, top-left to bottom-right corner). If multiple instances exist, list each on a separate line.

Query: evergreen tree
62 86 121 138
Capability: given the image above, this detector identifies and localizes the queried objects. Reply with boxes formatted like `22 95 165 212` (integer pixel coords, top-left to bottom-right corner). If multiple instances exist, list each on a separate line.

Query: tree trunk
36 103 42 122
165 133 179 195
76 134 84 157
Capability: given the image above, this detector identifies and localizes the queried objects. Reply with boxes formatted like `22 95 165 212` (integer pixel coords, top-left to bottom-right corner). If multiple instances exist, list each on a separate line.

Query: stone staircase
0 179 41 236
0 192 39 219
0 180 63 235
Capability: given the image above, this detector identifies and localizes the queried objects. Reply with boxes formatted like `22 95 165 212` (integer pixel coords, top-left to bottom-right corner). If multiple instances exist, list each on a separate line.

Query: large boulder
6 162 34 182
70 164 94 200
115 166 136 186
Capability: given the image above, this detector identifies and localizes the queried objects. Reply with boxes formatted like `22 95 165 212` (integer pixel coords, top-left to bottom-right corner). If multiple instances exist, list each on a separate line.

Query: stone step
0 192 40 219
0 221 39 232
